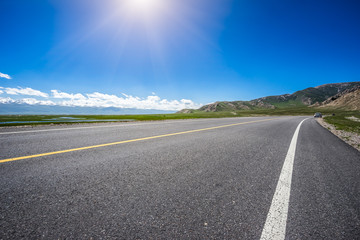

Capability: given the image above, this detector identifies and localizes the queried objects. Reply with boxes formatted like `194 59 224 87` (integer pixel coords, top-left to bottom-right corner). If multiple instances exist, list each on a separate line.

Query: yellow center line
0 118 275 164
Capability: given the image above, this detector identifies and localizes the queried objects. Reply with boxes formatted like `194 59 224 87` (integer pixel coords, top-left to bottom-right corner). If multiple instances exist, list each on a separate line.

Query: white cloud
0 87 203 111
0 97 55 105
0 72 11 79
4 87 49 98
0 97 15 104
0 90 3 94
20 98 55 106
51 90 86 100
57 91 202 110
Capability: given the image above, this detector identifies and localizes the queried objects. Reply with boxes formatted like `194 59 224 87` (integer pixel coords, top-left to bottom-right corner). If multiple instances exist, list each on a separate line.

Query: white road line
0 117 266 135
260 118 308 240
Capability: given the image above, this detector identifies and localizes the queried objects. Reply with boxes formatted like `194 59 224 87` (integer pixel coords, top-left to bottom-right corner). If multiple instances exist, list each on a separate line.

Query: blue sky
1 0 360 110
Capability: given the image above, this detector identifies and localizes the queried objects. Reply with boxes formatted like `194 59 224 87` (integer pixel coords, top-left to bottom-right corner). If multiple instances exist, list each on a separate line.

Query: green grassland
0 107 357 127
324 112 360 134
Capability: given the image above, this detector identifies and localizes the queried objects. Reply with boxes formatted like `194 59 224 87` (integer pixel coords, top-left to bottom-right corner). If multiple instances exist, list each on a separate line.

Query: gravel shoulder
316 117 360 151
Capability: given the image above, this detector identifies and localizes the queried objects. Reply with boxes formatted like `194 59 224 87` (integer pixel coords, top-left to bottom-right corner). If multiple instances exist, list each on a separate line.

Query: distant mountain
178 81 360 113
0 103 174 115
318 85 360 110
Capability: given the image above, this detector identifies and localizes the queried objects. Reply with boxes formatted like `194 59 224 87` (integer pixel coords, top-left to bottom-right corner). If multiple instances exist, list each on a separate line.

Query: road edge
316 118 360 152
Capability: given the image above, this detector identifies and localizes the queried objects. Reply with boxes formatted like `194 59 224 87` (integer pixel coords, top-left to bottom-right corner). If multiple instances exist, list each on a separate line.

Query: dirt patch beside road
317 118 360 152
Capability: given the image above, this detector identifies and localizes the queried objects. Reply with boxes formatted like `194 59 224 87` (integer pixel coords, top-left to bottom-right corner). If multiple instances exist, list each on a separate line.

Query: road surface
0 116 359 239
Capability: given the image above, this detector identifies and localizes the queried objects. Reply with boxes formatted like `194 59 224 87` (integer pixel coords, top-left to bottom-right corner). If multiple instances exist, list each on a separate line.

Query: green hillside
180 81 360 113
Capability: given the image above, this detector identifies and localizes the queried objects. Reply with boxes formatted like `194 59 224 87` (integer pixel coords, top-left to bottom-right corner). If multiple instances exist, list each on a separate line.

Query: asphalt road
0 116 359 239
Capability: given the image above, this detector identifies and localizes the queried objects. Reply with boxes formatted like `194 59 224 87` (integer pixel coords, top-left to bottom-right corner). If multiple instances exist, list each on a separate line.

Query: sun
130 0 157 9
125 0 165 16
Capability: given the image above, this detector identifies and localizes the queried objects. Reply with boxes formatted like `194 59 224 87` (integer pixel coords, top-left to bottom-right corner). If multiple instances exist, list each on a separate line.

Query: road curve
0 116 359 239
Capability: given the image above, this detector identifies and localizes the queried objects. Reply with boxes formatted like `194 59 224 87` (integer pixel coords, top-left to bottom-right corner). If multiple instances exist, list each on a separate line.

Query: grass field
0 107 357 127
324 112 360 134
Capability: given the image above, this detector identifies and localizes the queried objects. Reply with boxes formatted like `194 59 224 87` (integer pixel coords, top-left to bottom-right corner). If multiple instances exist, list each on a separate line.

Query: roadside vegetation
323 112 360 134
0 107 357 127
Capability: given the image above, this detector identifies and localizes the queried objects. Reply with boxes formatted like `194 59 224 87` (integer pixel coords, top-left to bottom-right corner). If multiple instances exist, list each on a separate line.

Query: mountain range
1 81 358 115
0 103 174 115
178 81 360 113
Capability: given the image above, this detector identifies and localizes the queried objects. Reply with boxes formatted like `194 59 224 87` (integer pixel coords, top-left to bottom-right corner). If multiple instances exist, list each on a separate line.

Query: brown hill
319 86 360 110
178 81 360 113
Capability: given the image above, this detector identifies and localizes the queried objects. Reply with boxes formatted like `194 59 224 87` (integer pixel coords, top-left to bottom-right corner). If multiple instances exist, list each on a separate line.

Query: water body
45 117 85 120
0 118 135 124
